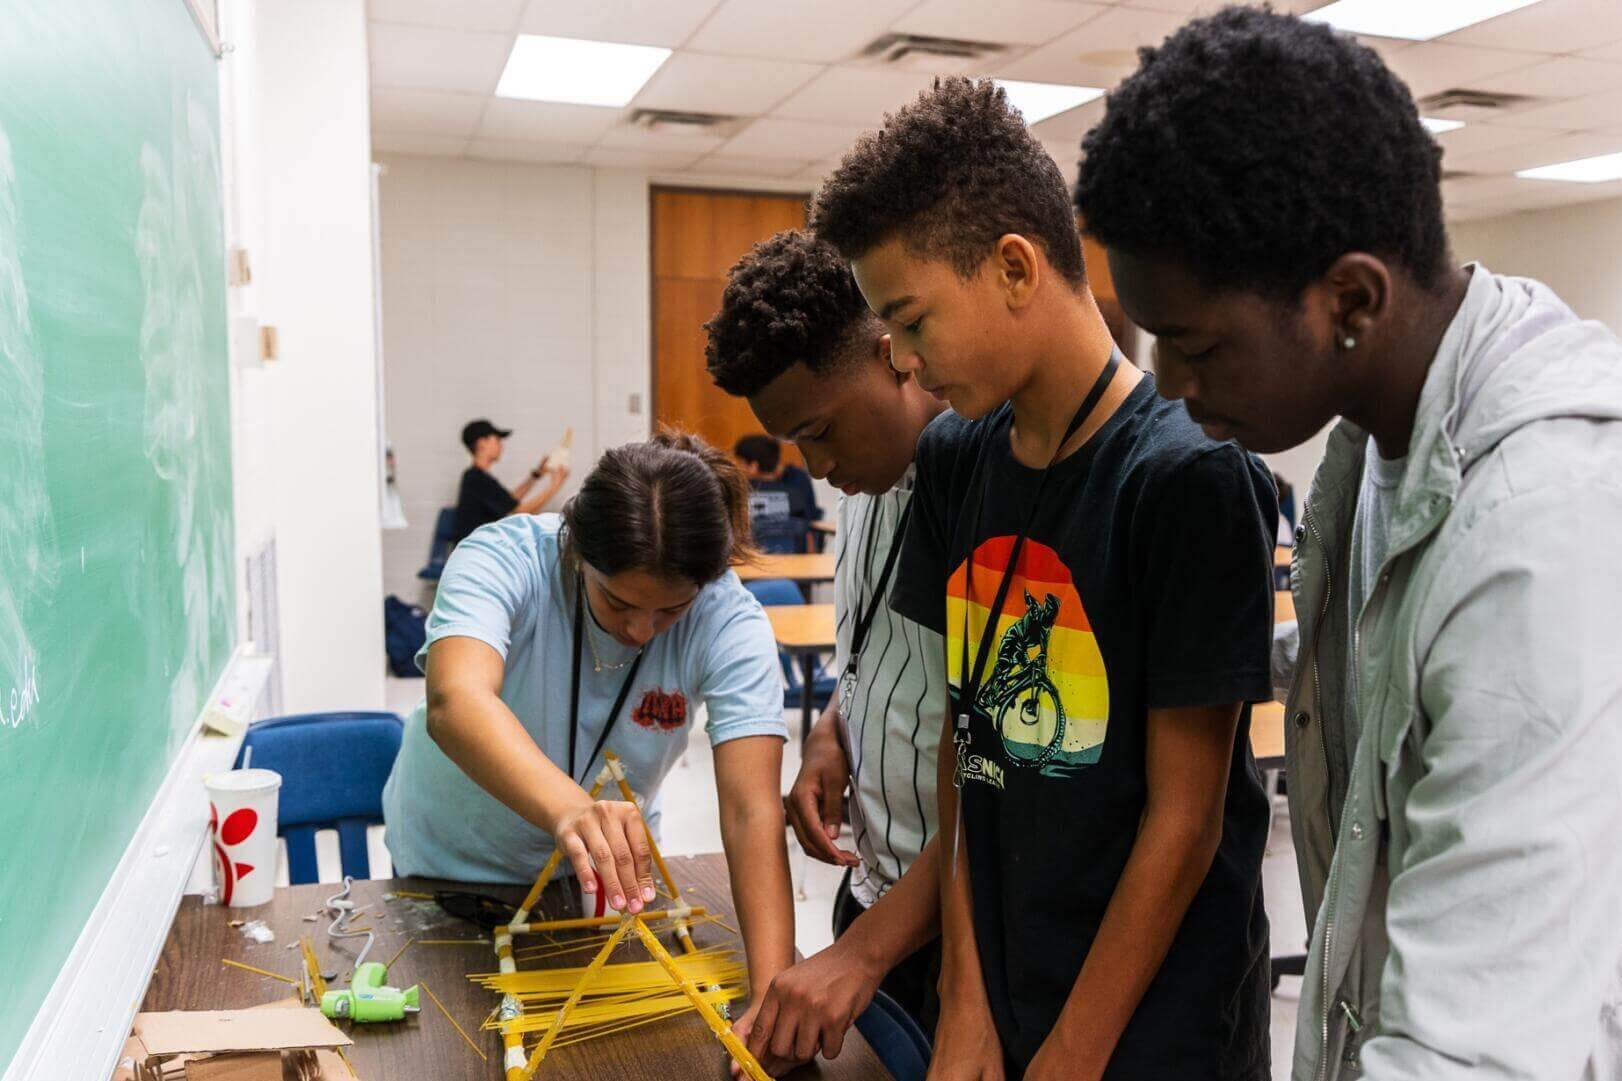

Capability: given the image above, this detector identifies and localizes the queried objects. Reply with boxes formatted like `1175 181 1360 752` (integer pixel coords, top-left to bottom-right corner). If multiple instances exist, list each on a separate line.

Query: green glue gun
321 962 420 1023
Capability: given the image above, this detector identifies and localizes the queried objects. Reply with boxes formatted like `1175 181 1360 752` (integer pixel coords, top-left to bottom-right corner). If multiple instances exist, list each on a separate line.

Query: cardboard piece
133 1009 350 1056
124 1007 351 1081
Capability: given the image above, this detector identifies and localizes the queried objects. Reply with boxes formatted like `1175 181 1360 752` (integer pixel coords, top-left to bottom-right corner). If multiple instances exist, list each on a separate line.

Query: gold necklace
586 621 635 673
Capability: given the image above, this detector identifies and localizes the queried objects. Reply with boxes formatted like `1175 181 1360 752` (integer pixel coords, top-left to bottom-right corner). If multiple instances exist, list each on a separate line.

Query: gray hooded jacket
1277 266 1622 1080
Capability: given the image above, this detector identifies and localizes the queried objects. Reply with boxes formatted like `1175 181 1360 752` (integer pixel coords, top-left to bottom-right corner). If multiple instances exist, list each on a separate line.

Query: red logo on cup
631 689 687 731
210 801 260 905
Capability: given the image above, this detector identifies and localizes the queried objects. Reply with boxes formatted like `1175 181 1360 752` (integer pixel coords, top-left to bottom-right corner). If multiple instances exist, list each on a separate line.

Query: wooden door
651 187 809 463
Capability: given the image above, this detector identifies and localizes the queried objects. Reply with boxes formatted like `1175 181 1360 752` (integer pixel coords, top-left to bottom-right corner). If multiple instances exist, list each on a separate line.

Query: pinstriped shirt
831 467 945 905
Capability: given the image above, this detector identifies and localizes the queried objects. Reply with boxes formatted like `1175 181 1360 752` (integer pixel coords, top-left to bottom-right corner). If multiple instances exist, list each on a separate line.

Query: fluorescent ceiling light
496 34 671 108
1517 150 1622 183
996 79 1105 124
1421 116 1465 134
1303 0 1545 41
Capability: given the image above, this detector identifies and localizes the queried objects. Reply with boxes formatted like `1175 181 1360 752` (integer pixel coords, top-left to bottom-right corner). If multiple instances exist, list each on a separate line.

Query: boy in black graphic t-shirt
812 79 1276 1079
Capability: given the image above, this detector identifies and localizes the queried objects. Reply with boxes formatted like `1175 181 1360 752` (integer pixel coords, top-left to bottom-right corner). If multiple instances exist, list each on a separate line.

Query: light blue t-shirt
382 514 786 883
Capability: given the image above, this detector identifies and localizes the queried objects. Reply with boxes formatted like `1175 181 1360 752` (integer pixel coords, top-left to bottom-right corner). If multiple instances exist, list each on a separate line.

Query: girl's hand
551 797 655 914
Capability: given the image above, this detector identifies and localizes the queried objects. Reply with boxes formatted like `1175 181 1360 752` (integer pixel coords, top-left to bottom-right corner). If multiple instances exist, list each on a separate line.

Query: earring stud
1342 336 1357 350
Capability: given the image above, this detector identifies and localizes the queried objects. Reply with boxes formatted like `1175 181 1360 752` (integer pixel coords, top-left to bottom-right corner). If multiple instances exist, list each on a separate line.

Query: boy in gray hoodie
1077 8 1622 1080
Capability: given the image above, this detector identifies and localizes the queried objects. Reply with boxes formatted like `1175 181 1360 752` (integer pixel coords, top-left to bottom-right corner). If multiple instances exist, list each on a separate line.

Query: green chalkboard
0 0 234 1067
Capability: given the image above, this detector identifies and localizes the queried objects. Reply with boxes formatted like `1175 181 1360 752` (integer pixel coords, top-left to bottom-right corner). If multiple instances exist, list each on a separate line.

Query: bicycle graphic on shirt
975 589 1067 768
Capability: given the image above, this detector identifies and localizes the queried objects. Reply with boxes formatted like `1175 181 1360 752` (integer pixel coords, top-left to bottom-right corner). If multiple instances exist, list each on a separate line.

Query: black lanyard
568 575 647 785
843 499 914 681
956 350 1122 725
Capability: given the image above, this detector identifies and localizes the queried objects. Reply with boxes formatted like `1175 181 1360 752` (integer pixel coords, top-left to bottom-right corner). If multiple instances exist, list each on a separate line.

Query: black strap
568 576 647 785
843 500 914 678
958 350 1121 709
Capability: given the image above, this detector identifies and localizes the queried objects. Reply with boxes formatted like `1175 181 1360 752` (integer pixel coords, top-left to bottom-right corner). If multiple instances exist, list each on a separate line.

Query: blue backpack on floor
384 594 427 677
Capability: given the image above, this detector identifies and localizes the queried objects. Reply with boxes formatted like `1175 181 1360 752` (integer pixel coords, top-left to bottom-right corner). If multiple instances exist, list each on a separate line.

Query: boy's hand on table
737 935 885 1074
551 796 655 914
786 716 858 867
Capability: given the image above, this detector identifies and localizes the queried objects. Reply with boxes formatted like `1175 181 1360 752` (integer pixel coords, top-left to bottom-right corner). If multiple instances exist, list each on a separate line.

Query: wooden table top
737 552 836 583
1250 700 1286 768
141 854 888 1081
1275 545 1293 569
766 604 838 651
812 520 837 535
1275 590 1295 624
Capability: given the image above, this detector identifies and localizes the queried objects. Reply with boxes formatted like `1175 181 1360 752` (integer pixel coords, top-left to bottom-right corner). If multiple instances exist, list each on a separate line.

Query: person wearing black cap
453 418 569 545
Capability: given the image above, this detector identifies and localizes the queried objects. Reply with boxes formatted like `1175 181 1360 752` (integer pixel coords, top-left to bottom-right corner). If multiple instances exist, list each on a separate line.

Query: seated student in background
814 78 1277 1080
705 229 948 1070
383 431 795 1044
734 433 823 552
453 418 569 544
1076 9 1622 1078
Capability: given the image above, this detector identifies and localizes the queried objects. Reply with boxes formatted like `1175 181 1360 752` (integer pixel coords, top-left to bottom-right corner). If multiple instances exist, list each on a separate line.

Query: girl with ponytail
384 430 794 1038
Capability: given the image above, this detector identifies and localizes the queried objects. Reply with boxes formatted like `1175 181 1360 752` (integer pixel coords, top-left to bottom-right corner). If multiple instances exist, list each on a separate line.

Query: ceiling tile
1494 91 1622 131
993 6 1188 86
597 123 731 153
477 98 623 141
1581 38 1622 63
368 0 525 33
721 117 869 159
692 154 816 179
772 67 939 125
1472 56 1622 99
1029 96 1106 144
1435 119 1564 160
583 146 708 169
1449 129 1622 173
371 131 472 156
632 53 825 116
892 0 1105 47
369 22 514 94
517 0 723 48
370 86 487 136
1379 42 1544 100
465 138 589 164
687 0 920 63
1444 0 1622 54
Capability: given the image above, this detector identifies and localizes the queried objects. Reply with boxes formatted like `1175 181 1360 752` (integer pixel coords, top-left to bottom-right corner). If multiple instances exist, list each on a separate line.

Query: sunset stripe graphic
946 536 1108 773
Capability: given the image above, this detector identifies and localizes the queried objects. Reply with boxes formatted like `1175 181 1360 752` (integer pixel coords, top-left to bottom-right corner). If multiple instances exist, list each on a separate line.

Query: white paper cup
206 768 282 908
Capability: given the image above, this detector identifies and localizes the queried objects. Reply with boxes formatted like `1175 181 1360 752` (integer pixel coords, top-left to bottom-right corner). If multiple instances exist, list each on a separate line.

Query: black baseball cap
461 419 512 451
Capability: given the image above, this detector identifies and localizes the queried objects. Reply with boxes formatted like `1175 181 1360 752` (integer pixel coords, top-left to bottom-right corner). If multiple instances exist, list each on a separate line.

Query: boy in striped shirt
706 230 949 1072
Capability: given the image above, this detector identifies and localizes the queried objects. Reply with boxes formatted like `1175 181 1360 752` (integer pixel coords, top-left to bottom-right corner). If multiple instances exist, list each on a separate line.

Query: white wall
376 156 651 603
220 0 385 713
1452 196 1622 333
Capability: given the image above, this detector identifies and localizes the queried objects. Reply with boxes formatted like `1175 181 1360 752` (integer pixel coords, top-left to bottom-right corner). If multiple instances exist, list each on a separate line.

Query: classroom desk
140 854 889 1081
766 603 838 741
737 552 836 584
1250 701 1286 771
811 520 838 536
1274 545 1293 569
1275 589 1295 625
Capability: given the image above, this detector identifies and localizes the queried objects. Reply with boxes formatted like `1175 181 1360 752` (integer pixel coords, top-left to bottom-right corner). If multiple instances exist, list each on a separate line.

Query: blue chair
230 711 404 885
854 990 931 1081
417 507 458 581
744 578 837 710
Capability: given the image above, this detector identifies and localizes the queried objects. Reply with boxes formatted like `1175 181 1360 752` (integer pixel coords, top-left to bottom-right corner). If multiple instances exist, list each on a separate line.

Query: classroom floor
370 675 1306 1072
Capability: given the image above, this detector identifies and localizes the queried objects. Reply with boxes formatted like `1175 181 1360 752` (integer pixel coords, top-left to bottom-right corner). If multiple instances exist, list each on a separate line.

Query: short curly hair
705 230 878 398
811 77 1085 286
1074 6 1448 297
